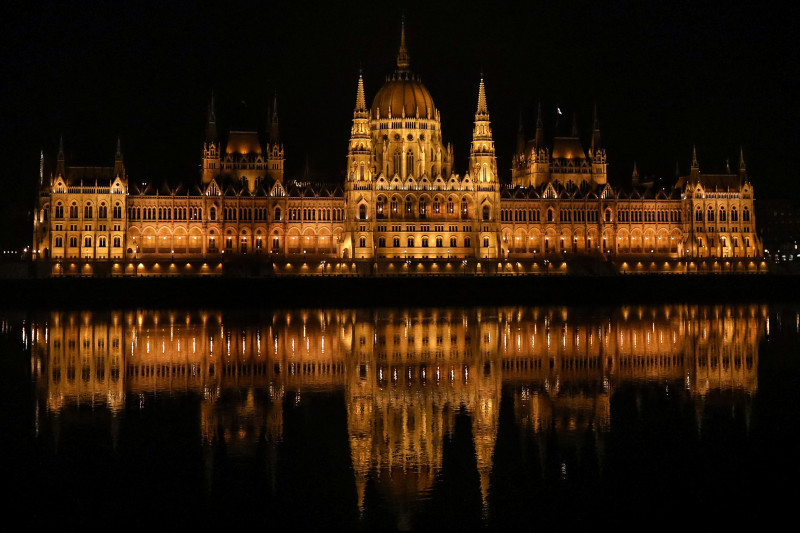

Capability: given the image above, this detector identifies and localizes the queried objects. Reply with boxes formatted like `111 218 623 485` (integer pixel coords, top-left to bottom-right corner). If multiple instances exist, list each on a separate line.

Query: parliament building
32 25 763 276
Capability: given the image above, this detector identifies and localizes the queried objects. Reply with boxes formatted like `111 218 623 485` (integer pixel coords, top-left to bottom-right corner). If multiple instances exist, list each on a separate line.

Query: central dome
371 74 436 120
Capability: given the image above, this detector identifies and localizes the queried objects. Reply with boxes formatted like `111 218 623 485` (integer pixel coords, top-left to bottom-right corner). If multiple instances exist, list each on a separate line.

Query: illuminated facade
31 25 763 276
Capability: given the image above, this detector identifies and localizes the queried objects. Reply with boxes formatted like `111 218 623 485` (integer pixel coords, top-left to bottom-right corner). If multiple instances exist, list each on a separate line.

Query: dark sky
2 0 798 249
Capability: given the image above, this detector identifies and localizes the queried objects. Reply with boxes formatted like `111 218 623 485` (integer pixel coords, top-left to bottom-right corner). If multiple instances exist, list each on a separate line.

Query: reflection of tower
344 309 500 528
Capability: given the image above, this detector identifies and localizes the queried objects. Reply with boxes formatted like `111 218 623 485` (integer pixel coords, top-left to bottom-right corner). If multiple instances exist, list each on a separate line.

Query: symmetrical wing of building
32 25 763 275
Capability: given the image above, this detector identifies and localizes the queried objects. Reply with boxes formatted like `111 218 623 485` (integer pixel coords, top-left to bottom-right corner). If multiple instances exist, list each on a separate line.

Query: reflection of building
30 305 764 526
31 23 762 276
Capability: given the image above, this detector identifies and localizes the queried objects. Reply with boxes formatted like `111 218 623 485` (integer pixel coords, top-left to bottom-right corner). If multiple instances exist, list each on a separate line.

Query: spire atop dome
396 16 410 72
739 146 746 170
691 145 698 168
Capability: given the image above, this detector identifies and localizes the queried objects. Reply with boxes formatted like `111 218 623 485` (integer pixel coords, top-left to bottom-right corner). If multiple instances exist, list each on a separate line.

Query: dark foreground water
2 305 798 529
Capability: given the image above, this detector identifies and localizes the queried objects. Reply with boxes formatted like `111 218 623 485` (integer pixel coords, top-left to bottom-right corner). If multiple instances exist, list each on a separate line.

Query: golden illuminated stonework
31 24 763 276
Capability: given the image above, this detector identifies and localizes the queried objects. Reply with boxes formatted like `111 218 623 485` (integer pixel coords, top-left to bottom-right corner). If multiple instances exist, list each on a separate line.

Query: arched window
450 237 457 247
436 237 443 247
483 237 489 248
113 237 121 247
113 204 122 219
69 236 78 247
422 237 429 247
447 198 454 214
743 208 750 222
98 204 107 218
407 236 414 247
719 207 726 222
604 209 612 223
696 208 703 222
731 207 738 222
393 237 400 247
407 151 414 175
464 237 471 247
482 205 490 221
55 236 63 247
707 207 715 222
461 199 468 217
210 207 217 221
274 206 282 221
378 237 386 247
55 204 64 218
98 237 107 248
391 197 398 213
405 197 413 215
419 198 426 217
70 204 78 218
547 209 554 222
393 151 401 175
359 204 367 220
359 163 365 180
359 236 366 247
376 197 385 217
84 236 92 247
84 204 93 219
433 197 440 214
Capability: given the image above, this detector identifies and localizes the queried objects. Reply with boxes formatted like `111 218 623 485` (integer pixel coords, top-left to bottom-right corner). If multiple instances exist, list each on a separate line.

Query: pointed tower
267 93 285 183
56 135 65 179
347 72 373 182
396 16 410 74
738 146 748 182
516 110 525 156
632 161 640 186
113 136 126 182
690 145 700 181
469 76 497 183
590 105 607 185
202 93 221 185
344 72 376 260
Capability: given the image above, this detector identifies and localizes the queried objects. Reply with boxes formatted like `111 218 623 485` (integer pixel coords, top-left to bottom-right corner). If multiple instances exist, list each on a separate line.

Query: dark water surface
2 305 798 529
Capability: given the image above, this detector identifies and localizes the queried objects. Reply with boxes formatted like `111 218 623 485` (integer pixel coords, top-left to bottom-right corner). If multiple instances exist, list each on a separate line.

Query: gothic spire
536 102 543 129
396 16 410 72
355 71 367 114
516 109 525 155
534 102 544 149
739 146 746 170
476 76 488 117
205 93 218 143
632 161 639 183
270 92 280 144
691 145 698 169
591 103 601 152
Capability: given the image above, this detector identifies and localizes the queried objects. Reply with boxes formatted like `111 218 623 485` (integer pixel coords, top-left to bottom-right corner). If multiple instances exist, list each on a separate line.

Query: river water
2 305 798 529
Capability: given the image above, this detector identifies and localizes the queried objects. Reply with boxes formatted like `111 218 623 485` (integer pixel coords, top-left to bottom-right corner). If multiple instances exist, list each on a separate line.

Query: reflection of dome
371 75 436 120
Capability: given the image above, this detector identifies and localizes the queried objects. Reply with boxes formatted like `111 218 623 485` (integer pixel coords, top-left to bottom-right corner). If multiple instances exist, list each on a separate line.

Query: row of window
360 236 473 248
54 236 121 248
286 207 344 221
375 197 469 217
695 206 750 222
53 204 123 220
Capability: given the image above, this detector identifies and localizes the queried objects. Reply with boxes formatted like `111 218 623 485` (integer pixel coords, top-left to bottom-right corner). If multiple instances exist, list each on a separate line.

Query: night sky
2 0 798 250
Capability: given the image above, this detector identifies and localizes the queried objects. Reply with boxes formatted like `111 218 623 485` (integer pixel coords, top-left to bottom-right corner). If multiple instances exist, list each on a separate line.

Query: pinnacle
476 76 488 116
